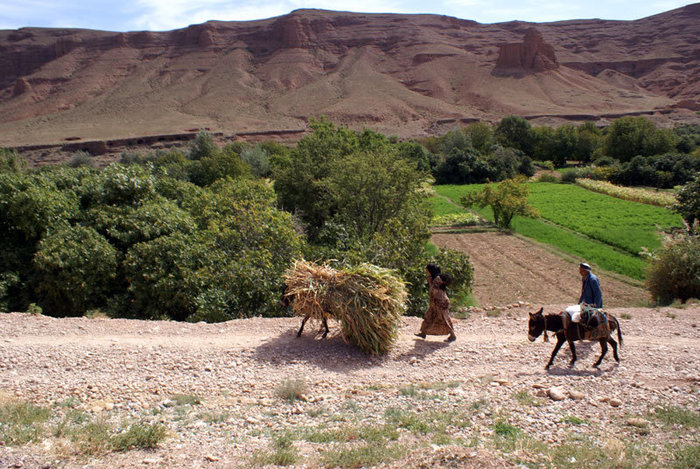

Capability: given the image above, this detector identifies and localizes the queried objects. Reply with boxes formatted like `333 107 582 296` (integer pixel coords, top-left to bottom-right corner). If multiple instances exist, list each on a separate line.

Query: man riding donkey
528 262 622 369
564 262 607 338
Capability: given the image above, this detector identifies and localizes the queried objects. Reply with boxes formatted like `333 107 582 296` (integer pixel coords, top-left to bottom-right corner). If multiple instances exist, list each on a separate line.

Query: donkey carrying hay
282 260 407 355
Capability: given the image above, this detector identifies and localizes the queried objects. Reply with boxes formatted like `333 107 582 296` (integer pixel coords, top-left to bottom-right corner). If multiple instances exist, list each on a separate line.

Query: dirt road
0 232 697 468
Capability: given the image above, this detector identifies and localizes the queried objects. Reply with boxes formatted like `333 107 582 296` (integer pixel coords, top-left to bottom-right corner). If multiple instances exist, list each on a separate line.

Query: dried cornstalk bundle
283 260 407 355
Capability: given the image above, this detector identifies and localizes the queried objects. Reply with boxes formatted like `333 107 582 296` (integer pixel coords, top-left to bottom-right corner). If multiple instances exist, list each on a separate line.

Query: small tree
674 174 700 233
460 176 539 230
646 234 700 305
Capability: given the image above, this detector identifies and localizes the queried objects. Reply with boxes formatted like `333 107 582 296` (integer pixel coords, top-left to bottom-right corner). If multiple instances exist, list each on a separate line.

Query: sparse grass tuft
111 421 168 451
0 400 51 445
275 378 308 403
320 441 406 468
620 313 632 320
171 393 201 406
512 390 539 407
651 404 700 428
562 415 586 425
493 419 522 438
486 309 502 317
673 444 700 469
250 432 299 467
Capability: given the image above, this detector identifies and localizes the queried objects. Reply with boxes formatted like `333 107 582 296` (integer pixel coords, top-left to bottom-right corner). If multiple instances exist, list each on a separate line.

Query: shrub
33 224 118 317
275 378 308 403
560 169 580 183
536 172 559 183
674 175 700 232
0 149 27 173
646 235 700 305
240 144 271 178
69 152 96 169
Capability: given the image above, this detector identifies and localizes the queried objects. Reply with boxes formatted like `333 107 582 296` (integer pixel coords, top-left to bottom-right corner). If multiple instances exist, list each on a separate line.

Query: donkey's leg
593 339 608 367
297 316 309 338
609 338 620 362
320 317 329 339
546 336 566 370
567 339 577 367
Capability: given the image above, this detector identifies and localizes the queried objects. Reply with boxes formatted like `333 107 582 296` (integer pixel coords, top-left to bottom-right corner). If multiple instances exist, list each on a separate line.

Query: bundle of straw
283 260 407 355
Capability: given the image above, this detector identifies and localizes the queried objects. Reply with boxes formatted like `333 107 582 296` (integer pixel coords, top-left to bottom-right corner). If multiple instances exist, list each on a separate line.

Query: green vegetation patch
434 183 670 280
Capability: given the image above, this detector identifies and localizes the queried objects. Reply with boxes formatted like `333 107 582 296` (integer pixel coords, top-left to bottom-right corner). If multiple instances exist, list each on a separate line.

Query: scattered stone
548 387 566 401
568 390 584 400
626 417 649 427
609 398 622 407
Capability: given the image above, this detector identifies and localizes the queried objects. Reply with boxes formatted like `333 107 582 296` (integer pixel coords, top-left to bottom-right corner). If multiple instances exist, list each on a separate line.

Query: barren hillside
1 5 699 147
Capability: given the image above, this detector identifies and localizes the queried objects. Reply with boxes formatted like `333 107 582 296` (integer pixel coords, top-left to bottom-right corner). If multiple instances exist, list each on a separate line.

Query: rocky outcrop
493 28 558 76
12 78 31 96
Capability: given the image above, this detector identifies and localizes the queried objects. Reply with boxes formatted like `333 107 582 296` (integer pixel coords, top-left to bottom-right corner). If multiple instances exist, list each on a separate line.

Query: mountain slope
1 5 699 146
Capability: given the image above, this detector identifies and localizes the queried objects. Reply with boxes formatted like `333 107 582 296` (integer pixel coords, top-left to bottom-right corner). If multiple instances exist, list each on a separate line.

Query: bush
69 152 96 169
0 149 27 173
33 224 118 316
674 175 700 231
536 173 559 183
646 235 700 305
240 144 271 178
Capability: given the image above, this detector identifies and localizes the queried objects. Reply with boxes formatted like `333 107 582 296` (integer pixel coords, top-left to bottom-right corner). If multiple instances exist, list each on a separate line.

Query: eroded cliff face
0 5 698 145
493 28 558 76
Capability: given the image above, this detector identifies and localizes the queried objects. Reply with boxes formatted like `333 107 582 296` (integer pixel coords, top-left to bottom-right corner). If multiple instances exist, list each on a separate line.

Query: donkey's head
527 307 545 342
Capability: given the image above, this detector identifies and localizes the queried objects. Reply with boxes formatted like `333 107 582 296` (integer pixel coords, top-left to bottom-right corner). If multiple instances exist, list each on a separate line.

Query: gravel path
1 303 698 468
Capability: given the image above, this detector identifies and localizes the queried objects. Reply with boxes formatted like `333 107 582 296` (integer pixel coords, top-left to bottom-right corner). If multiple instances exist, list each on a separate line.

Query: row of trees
425 116 700 188
0 121 473 319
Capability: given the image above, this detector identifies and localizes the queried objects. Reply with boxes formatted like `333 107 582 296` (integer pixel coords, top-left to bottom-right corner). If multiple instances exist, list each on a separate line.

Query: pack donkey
527 307 623 369
280 284 332 338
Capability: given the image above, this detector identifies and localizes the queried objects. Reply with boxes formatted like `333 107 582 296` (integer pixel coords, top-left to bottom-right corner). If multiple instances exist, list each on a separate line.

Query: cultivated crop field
433 183 683 280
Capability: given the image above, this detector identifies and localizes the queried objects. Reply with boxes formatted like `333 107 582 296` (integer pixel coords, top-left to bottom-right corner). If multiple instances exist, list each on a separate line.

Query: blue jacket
579 272 603 308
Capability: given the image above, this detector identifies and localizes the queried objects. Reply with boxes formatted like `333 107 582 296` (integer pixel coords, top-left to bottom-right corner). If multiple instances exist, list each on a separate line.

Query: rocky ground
0 303 698 468
1 231 698 468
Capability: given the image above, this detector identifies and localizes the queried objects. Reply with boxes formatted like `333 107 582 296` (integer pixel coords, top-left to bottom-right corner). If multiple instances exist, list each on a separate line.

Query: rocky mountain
0 4 699 147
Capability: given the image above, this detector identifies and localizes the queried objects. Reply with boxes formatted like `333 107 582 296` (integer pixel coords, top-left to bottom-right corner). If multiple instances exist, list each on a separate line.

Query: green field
433 183 684 281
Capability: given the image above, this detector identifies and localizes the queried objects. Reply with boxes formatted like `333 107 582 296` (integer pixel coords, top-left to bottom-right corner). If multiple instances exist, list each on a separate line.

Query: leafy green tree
327 147 427 240
575 122 603 163
646 235 699 305
552 125 579 167
463 122 494 155
674 174 700 232
188 146 249 186
33 224 118 316
531 126 556 162
240 144 271 178
603 117 677 161
189 130 218 160
495 115 533 155
434 147 493 184
461 176 540 230
396 140 431 172
123 232 209 320
272 118 365 239
86 197 196 250
0 149 27 173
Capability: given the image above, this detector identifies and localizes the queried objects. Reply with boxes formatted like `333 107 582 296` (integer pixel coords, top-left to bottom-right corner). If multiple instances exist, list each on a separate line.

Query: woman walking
415 263 456 342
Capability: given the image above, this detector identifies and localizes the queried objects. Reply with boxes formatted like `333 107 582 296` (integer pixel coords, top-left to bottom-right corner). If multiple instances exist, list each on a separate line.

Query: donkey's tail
614 316 623 347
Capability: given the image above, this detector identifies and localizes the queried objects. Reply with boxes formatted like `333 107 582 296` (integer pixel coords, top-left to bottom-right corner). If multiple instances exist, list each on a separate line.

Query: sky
0 0 693 32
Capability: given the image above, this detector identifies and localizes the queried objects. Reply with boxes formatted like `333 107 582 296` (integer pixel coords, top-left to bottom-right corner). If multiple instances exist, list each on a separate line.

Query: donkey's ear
537 307 543 314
